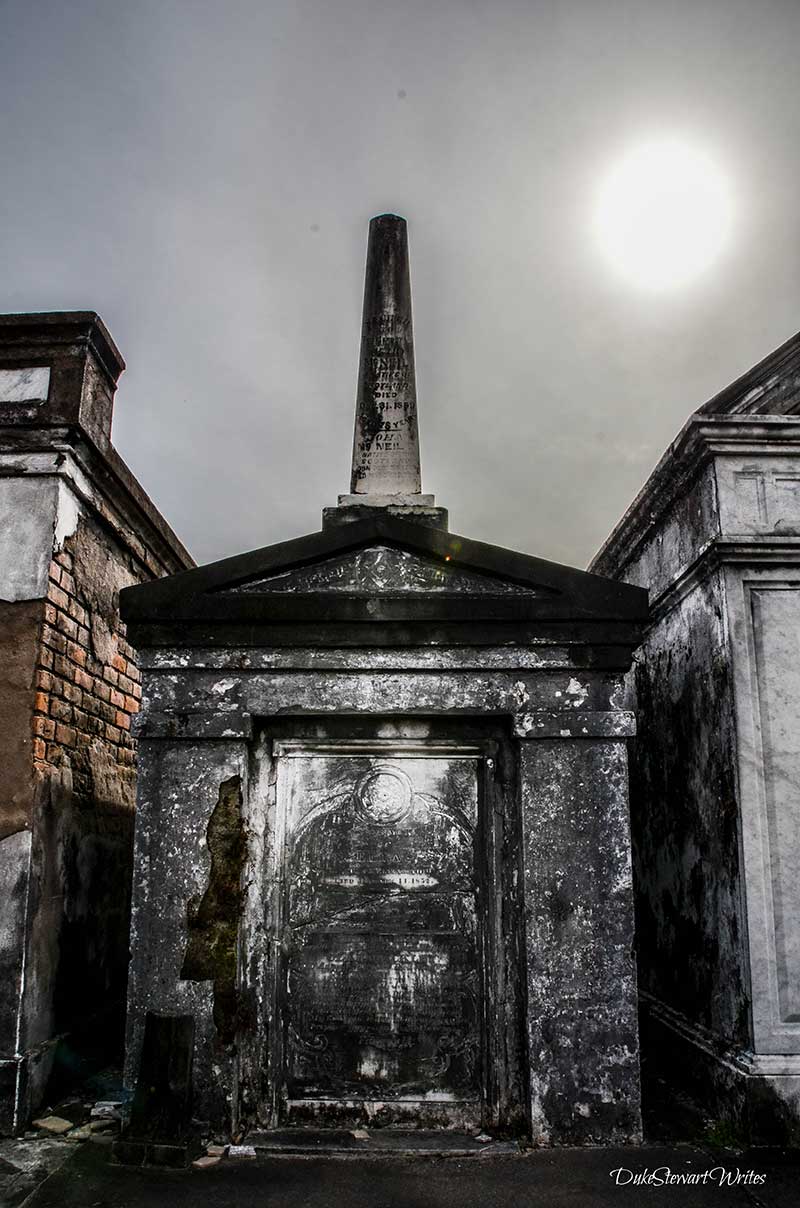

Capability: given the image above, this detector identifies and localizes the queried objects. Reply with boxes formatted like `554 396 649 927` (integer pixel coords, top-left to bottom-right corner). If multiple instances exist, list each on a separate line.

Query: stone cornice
0 429 193 578
643 535 800 626
590 414 800 581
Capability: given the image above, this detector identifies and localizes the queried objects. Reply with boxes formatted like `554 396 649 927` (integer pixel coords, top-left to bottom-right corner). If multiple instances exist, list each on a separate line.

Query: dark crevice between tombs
180 775 246 1046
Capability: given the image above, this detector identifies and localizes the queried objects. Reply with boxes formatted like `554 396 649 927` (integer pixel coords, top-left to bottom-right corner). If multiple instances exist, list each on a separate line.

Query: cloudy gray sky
2 0 799 569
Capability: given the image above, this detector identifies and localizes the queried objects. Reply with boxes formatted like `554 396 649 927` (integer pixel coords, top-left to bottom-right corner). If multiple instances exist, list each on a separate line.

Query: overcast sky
2 0 800 569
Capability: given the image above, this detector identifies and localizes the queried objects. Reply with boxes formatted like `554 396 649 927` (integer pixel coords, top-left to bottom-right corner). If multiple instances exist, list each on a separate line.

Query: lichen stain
180 775 245 1046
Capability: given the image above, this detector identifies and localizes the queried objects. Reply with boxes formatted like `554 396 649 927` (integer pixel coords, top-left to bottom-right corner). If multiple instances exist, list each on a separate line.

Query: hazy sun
594 138 734 292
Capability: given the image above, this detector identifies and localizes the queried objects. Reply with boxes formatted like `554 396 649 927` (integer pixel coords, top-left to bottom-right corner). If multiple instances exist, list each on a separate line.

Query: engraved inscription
353 310 420 493
280 753 481 1113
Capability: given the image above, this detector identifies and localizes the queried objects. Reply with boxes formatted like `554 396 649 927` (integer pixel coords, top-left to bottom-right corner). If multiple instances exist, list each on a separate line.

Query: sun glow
594 138 734 292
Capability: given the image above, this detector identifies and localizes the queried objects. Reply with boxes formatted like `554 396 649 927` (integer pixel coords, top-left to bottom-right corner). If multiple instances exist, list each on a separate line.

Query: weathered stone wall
0 312 194 1133
591 392 800 1142
626 568 747 1047
521 737 640 1144
124 643 642 1145
7 497 186 1130
23 514 143 1100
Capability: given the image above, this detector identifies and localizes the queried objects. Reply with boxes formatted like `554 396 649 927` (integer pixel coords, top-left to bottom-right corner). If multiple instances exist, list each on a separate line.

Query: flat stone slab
32 1117 74 1136
246 1129 520 1155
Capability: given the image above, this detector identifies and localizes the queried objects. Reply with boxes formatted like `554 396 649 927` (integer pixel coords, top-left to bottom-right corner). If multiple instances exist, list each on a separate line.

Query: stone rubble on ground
192 1154 222 1169
31 1117 74 1136
90 1100 124 1119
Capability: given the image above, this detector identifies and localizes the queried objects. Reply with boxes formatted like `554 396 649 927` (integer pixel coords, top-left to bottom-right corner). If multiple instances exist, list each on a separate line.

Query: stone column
518 734 641 1144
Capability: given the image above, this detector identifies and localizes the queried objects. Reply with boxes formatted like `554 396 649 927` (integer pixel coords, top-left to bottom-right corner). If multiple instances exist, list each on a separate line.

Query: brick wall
32 548 141 796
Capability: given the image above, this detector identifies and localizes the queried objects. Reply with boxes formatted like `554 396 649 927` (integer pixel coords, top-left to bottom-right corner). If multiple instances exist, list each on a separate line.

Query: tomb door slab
273 743 486 1128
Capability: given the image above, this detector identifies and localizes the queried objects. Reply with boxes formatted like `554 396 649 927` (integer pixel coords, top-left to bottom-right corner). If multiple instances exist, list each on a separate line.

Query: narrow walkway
19 1141 800 1208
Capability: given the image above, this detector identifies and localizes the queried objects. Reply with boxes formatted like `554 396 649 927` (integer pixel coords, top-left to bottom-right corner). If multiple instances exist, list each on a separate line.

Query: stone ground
2 1066 799 1208
10 1141 800 1208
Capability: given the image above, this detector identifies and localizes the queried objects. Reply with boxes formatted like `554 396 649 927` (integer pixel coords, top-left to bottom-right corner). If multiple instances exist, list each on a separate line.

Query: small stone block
111 1139 146 1166
89 1118 119 1133
67 1126 93 1141
32 1116 73 1135
351 1128 370 1140
192 1155 221 1169
206 1143 227 1155
227 1144 257 1159
146 1142 194 1168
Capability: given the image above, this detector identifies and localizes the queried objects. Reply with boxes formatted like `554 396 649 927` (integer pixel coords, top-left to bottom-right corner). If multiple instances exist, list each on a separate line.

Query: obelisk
325 215 448 531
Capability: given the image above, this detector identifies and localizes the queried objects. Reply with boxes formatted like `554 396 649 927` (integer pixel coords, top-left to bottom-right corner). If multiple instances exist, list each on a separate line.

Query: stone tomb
591 327 800 1143
120 216 648 1144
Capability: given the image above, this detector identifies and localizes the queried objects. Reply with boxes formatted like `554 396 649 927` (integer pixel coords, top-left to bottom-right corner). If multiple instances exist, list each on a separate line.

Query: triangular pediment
223 544 541 597
698 327 800 416
119 514 648 635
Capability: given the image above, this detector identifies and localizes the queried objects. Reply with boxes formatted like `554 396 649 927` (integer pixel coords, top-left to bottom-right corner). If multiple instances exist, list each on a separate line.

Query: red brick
75 668 93 692
53 654 74 681
123 695 139 714
110 688 125 710
75 624 91 649
132 682 142 700
55 723 76 748
97 682 112 703
104 667 119 687
61 572 76 596
51 698 73 723
118 673 135 696
55 549 73 570
33 691 49 714
68 642 87 667
58 614 78 641
105 723 122 744
33 716 55 740
44 603 58 625
68 599 87 626
118 748 135 766
63 682 82 705
33 737 47 760
36 670 53 692
112 654 127 674
115 711 131 731
49 585 70 612
39 647 54 670
42 626 67 655
73 707 89 732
